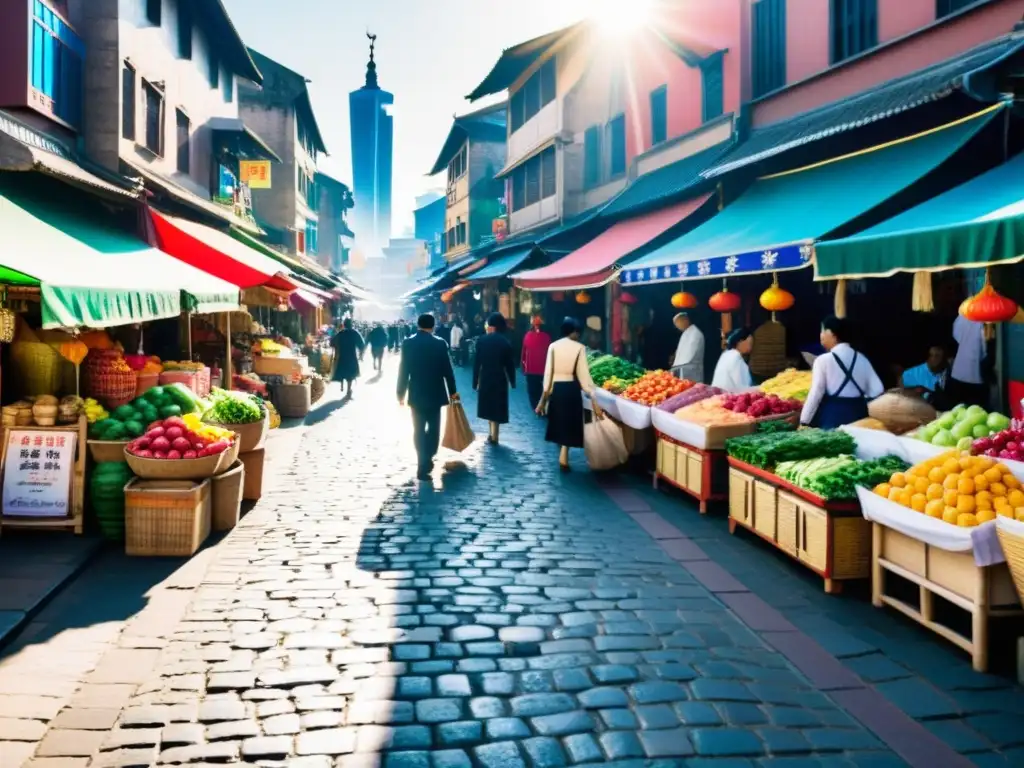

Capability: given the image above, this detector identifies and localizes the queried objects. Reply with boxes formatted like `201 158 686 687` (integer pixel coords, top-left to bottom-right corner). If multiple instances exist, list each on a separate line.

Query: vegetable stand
728 457 872 593
655 432 728 513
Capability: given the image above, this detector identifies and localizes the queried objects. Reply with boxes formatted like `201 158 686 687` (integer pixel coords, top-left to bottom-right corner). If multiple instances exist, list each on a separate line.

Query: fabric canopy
816 151 1024 279
620 109 998 286
516 196 710 291
290 288 323 309
467 248 535 281
0 187 238 328
150 211 297 291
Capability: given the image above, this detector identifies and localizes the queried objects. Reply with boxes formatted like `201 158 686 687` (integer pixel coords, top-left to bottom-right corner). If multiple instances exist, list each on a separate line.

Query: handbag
584 417 629 471
441 400 475 452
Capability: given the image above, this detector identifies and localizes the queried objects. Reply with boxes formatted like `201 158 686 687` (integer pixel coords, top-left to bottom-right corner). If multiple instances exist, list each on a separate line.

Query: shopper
712 327 754 392
537 317 604 472
800 316 884 429
521 315 552 412
368 323 388 372
950 315 988 408
672 312 705 383
331 318 365 399
474 313 516 445
450 319 465 367
397 314 459 480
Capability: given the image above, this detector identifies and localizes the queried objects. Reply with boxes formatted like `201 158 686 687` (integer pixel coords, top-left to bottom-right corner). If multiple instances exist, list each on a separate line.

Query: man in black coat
397 314 459 480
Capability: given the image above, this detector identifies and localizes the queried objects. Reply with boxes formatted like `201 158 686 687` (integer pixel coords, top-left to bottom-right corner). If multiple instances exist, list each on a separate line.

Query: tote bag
441 401 475 452
584 416 628 471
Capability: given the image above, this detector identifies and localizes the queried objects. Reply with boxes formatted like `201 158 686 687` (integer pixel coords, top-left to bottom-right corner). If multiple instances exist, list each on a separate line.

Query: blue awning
466 248 536 281
621 107 998 286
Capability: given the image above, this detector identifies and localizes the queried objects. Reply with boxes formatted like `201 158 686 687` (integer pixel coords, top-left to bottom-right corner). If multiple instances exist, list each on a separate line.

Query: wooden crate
654 433 728 513
254 355 307 377
124 478 211 557
728 459 870 594
872 523 1022 672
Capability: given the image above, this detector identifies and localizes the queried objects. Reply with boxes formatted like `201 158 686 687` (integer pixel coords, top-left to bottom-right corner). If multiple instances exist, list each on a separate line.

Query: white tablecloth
591 388 620 420
615 396 653 430
651 409 710 449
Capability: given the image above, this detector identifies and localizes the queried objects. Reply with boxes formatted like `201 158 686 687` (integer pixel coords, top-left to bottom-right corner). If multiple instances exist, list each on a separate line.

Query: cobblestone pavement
2 357 1020 767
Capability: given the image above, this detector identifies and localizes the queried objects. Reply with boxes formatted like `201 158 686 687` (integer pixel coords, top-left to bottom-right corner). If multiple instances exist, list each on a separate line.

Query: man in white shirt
950 315 987 408
449 320 465 367
672 313 705 383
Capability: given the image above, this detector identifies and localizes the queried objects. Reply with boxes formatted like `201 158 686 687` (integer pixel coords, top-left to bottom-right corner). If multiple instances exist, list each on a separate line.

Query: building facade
238 49 328 258
349 34 394 260
413 192 446 272
68 0 271 228
427 102 507 262
315 171 354 273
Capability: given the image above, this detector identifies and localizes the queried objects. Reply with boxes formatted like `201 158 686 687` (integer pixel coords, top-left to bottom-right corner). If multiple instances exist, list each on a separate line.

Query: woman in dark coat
473 313 516 445
367 323 388 372
331 318 365 398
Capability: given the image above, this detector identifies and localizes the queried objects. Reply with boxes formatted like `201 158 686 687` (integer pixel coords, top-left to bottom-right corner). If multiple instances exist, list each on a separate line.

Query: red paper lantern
551 292 565 302
671 291 698 309
960 272 1018 323
619 291 638 305
709 289 741 313
440 290 454 303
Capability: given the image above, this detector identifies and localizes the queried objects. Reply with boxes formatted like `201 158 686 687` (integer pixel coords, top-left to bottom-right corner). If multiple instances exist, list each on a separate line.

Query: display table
654 431 728 513
727 457 871 594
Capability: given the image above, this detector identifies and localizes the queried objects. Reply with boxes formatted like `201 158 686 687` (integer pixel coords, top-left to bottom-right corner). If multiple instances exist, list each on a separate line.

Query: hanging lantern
708 288 741 313
671 291 698 309
551 291 565 302
575 291 592 305
759 274 795 313
440 290 454 303
619 291 638 305
960 270 1017 323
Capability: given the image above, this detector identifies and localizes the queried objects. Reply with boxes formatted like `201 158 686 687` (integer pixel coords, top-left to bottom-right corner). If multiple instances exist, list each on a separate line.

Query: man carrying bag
397 314 459 480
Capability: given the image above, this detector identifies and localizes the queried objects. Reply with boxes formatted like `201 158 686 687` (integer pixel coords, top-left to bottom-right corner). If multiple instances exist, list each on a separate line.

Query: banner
239 160 272 189
2 430 77 518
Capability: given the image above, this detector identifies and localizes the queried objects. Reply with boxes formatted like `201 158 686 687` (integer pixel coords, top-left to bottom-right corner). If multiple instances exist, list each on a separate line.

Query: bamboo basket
996 523 1024 606
276 381 311 418
124 441 239 480
749 320 788 379
88 440 129 463
124 478 211 556
135 372 160 397
210 461 244 531
9 342 62 398
204 415 268 453
310 377 325 405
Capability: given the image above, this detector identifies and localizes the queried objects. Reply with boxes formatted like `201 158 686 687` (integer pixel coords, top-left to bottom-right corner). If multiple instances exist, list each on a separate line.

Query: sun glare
590 0 655 36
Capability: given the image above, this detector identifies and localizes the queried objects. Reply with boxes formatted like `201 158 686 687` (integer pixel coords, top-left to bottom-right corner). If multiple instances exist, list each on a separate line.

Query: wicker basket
88 440 130 463
135 372 160 397
204 416 268 454
84 367 138 409
240 446 265 501
749 320 788 379
868 390 937 435
276 381 311 418
310 377 325 405
996 523 1024 606
9 342 62 398
0 307 16 344
210 460 244 532
124 441 240 480
124 478 211 557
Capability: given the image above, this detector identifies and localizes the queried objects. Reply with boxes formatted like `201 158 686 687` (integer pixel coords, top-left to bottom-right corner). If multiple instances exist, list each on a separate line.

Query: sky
221 0 600 238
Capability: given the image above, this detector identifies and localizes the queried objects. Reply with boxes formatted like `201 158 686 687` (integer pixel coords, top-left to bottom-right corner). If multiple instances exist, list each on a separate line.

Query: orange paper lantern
575 291 591 305
671 292 698 309
759 284 795 313
440 290 454 303
709 290 741 313
959 272 1017 323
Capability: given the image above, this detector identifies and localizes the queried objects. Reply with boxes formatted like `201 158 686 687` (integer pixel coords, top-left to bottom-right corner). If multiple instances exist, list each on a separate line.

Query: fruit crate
655 432 728 514
125 478 211 556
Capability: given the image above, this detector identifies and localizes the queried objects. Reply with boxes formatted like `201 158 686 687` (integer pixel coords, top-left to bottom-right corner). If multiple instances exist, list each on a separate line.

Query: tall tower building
348 33 394 259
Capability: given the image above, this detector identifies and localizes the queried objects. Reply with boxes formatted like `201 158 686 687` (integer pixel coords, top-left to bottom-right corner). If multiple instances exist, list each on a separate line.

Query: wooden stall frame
727 457 869 594
0 415 87 535
653 431 728 514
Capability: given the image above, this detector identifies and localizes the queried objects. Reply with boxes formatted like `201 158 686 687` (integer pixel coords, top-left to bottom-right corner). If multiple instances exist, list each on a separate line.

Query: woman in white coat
712 327 754 393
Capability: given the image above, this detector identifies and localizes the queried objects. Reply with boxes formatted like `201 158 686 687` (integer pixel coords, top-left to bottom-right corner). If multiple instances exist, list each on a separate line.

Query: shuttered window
650 86 667 146
936 0 978 16
701 55 724 122
608 114 626 178
584 125 601 188
540 146 556 198
831 0 877 64
752 0 786 98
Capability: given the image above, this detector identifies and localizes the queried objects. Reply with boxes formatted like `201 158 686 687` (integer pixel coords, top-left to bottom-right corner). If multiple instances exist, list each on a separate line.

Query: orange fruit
991 482 1007 498
942 458 961 475
956 495 975 514
926 484 944 501
957 513 979 528
976 497 992 512
984 467 1003 483
959 456 975 471
974 474 989 492
890 473 907 489
942 507 960 524
943 473 961 491
911 494 927 513
943 488 959 507
888 488 903 503
874 483 891 498
1004 474 1021 490
1016 509 1024 522
927 467 946 484
913 476 930 494
976 509 997 523
898 490 913 507
925 499 944 518
957 477 976 495
1008 489 1024 508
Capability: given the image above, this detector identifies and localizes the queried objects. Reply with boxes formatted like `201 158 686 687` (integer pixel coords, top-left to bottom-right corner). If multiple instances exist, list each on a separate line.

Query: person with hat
473 313 516 445
521 315 551 412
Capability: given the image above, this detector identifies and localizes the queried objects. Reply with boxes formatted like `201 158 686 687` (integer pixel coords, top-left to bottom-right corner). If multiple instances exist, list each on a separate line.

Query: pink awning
513 195 712 291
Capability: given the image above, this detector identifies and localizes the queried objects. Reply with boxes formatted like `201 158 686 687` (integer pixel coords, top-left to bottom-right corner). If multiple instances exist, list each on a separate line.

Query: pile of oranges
622 371 691 406
873 450 1024 527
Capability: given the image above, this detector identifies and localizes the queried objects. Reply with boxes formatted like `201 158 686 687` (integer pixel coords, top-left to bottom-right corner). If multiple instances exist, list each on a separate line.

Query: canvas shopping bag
441 401 475 452
584 415 628 471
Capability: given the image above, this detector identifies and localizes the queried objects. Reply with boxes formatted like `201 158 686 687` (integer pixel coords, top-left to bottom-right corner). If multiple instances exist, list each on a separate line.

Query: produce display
971 419 1024 462
726 429 857 469
873 450 1024 525
757 419 797 435
590 354 645 389
126 415 235 460
267 401 281 430
848 417 889 431
915 404 1011 451
83 398 109 424
722 392 802 418
760 368 813 401
89 462 133 541
88 384 204 441
203 388 264 424
776 454 908 500
622 371 692 406
656 384 722 413
162 360 205 372
674 396 753 426
257 339 285 356
125 355 163 374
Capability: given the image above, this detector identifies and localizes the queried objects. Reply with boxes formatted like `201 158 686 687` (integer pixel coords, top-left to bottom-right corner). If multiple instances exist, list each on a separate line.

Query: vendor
671 313 704 383
899 344 949 405
711 327 754 392
800 316 884 429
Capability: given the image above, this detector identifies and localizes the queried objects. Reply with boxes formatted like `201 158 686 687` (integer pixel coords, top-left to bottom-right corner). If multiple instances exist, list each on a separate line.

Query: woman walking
331 318 365 399
473 313 516 445
521 315 551 412
368 323 388 372
537 317 604 471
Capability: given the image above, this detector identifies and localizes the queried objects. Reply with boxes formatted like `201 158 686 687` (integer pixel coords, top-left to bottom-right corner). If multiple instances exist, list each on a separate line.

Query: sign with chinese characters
239 160 272 189
2 430 77 518
492 218 508 242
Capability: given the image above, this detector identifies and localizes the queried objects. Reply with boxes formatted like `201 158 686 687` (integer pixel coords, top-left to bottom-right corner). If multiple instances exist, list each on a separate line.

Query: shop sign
2 430 76 519
492 217 508 242
240 160 272 189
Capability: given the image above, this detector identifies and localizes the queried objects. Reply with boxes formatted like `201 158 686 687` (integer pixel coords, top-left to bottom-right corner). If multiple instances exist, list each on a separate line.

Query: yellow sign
239 160 272 189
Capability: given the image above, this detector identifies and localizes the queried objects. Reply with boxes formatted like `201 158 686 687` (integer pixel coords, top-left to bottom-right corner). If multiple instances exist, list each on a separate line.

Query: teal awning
467 248 535 281
620 108 998 286
816 151 1024 279
0 182 238 328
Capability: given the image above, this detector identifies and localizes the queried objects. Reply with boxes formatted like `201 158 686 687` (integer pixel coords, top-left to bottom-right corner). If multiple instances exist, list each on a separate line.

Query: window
222 72 232 103
510 148 557 211
831 0 877 64
30 3 85 130
540 146 556 199
583 125 601 188
509 56 557 134
297 230 305 254
752 0 786 98
936 0 978 16
145 0 161 26
448 143 467 184
650 86 667 146
142 80 164 155
701 55 724 122
306 220 318 255
175 109 189 173
607 114 626 178
121 63 136 140
177 1 191 59
208 51 219 89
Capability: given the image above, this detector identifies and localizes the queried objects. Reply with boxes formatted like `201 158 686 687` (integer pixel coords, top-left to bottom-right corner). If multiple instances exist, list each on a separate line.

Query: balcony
507 101 560 169
509 196 558 234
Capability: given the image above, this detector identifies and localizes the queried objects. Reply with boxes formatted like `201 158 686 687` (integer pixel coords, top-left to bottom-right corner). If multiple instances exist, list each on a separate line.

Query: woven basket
749 321 788 379
0 308 16 343
276 381 311 418
310 377 325 405
996 525 1024 606
159 371 199 391
868 390 937 435
9 342 62 398
135 372 160 398
124 440 240 480
124 478 211 557
210 460 244 532
88 440 129 463
84 367 137 408
204 416 268 454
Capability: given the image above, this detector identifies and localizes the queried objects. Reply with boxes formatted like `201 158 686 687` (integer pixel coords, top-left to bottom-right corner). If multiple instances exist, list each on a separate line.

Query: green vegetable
144 386 166 404
124 420 144 438
203 388 263 424
113 405 135 421
160 404 183 418
165 383 205 414
726 429 857 469
774 454 909 500
104 422 127 440
90 418 117 439
757 419 797 435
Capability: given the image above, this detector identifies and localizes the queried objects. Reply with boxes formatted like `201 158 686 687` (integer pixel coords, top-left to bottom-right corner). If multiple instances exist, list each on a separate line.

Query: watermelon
160 404 183 418
104 422 127 440
144 386 167 404
90 418 117 439
124 420 145 438
113 404 135 421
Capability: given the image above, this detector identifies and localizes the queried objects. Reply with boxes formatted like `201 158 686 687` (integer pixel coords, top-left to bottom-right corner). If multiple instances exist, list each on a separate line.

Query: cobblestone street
2 358 1023 767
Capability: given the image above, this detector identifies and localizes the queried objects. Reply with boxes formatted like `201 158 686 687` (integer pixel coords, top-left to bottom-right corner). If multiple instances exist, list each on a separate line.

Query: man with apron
800 316 884 430
671 313 705 383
